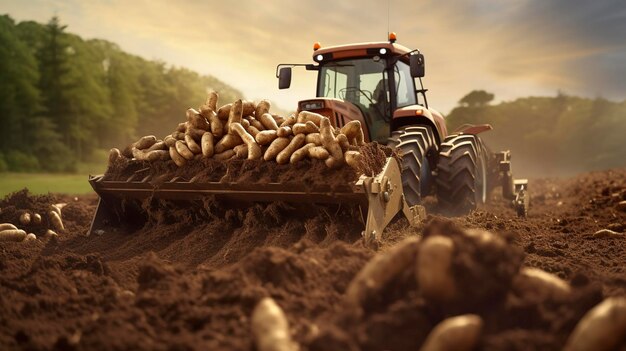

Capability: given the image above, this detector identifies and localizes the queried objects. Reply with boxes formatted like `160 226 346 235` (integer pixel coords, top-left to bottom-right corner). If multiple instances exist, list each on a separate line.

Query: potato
184 134 202 154
0 229 27 242
164 136 177 148
234 144 248 159
176 122 186 133
416 235 456 302
32 213 42 225
280 115 297 127
308 146 330 160
297 111 324 126
217 103 232 120
132 148 169 162
247 125 261 137
337 133 350 152
50 203 65 216
345 151 363 170
46 229 58 237
20 212 31 225
340 120 365 145
24 233 37 241
134 135 157 150
108 148 121 165
513 267 571 302
252 297 298 351
242 100 256 116
230 123 262 160
171 131 185 140
320 117 343 164
205 109 224 138
175 141 195 160
259 113 279 131
214 133 243 154
273 114 286 125
241 118 251 129
593 229 622 238
186 108 210 130
226 100 244 132
213 149 236 161
345 237 420 312
264 137 291 161
290 143 316 164
305 133 322 145
277 126 292 138
146 141 167 151
169 146 186 167
49 211 65 232
564 297 626 351
255 99 271 117
256 130 278 146
201 132 214 158
245 116 265 131
277 134 306 164
0 223 18 231
292 123 308 135
420 315 483 351
205 91 219 111
186 124 207 141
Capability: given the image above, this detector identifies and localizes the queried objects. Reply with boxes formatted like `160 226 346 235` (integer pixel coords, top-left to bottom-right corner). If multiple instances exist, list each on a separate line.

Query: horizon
2 0 625 114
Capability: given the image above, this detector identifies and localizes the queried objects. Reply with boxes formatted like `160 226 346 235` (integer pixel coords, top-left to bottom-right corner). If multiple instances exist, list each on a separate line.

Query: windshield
318 58 392 142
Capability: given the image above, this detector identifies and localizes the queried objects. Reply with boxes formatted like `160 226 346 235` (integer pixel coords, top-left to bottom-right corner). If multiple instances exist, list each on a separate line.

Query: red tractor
277 33 528 216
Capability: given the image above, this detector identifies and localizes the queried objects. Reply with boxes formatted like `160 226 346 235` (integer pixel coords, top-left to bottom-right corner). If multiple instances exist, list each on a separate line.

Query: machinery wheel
436 134 489 215
387 125 438 206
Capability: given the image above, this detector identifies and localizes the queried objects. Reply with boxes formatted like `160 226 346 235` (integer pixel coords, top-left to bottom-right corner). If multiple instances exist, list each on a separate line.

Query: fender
392 105 448 143
453 123 493 135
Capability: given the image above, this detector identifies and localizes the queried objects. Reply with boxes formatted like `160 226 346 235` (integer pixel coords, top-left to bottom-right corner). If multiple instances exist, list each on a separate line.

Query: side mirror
410 53 425 78
278 67 292 89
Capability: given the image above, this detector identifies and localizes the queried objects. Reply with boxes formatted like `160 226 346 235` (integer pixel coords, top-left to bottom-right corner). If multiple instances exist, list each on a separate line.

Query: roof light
389 32 397 43
313 42 321 51
379 48 387 55
316 54 323 61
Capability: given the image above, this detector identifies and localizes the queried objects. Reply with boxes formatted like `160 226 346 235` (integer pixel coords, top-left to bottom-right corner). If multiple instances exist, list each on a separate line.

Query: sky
2 0 625 113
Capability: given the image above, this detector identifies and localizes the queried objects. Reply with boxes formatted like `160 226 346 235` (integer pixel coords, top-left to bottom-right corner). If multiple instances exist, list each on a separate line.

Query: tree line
0 15 242 172
447 90 626 176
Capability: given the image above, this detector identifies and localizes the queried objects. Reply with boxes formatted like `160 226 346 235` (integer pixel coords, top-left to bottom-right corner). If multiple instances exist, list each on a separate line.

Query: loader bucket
88 157 425 241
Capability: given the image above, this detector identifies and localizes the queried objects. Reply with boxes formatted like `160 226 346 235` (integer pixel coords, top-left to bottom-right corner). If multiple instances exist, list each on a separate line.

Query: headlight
316 54 323 61
301 101 324 110
379 48 387 55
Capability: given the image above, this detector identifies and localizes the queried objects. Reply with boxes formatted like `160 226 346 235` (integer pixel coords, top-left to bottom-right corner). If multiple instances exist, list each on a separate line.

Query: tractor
276 32 528 217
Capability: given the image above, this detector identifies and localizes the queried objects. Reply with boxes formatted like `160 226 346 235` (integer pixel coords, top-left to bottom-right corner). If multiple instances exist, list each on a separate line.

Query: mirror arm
276 63 319 77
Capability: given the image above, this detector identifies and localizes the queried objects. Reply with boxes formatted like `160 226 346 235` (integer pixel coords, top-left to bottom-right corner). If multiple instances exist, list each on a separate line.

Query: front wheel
436 134 490 215
387 126 439 206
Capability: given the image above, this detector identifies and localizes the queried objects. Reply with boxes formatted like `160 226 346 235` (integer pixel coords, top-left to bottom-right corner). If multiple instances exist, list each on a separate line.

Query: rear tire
436 134 489 215
387 126 438 206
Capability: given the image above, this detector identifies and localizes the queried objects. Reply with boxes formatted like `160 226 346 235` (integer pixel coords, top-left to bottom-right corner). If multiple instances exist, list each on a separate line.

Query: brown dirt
0 168 625 350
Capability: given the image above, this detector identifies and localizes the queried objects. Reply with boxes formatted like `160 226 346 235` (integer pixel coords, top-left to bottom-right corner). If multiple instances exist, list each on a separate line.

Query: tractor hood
297 98 372 142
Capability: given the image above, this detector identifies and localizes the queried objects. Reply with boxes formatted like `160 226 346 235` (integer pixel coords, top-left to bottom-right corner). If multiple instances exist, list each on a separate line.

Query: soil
0 168 625 350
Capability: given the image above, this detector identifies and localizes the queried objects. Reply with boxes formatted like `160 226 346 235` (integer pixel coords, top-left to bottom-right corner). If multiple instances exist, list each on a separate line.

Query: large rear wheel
387 126 439 206
436 134 489 215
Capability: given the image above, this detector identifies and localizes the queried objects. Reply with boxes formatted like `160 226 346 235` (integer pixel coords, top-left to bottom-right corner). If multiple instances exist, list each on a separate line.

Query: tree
458 90 495 108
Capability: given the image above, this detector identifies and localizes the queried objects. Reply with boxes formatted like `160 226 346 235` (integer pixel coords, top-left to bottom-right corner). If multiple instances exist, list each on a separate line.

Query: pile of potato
339 226 626 351
0 203 65 242
112 92 366 171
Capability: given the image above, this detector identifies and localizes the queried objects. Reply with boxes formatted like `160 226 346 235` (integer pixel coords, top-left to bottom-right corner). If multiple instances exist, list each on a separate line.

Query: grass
0 173 95 197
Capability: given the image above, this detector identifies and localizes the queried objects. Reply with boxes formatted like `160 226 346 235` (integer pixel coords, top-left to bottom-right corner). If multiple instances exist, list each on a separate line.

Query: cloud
2 0 625 112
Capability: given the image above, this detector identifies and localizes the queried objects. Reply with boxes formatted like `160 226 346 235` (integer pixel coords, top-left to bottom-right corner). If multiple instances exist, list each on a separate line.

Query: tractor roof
312 41 412 62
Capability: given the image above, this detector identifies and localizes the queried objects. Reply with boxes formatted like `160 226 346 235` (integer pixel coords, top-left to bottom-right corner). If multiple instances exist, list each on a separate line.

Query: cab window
395 61 417 107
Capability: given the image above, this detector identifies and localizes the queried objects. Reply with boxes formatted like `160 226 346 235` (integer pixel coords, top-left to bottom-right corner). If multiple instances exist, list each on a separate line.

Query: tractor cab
277 33 444 143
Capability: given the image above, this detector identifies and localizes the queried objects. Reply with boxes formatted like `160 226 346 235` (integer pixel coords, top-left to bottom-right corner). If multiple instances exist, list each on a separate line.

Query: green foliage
447 92 626 176
4 150 40 172
0 15 243 173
